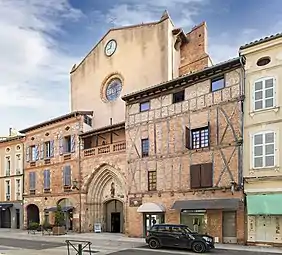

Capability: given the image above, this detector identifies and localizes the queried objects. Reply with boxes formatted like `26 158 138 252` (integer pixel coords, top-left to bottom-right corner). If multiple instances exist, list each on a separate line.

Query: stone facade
123 58 245 243
0 136 24 229
21 112 92 231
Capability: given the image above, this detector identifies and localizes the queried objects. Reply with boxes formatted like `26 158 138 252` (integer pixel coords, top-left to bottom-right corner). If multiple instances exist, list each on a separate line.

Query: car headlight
203 236 212 242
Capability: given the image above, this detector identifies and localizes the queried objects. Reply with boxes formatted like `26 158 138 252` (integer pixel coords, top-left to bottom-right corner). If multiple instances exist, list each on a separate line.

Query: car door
157 226 176 247
172 226 190 248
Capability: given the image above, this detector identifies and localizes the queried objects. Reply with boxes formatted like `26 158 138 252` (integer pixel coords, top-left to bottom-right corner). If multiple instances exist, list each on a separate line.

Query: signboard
94 223 102 233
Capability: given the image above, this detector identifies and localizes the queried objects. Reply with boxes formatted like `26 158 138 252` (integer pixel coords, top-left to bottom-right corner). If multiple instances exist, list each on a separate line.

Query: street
0 237 281 255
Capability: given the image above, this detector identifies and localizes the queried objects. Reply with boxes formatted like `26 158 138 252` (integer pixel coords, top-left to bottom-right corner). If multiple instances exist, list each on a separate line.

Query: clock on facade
105 39 117 57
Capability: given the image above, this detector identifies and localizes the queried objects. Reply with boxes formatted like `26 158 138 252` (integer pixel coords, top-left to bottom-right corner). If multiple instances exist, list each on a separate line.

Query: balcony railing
83 141 126 157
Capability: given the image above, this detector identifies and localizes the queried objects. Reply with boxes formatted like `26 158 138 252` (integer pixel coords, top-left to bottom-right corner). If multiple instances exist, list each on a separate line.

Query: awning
137 203 166 213
247 194 282 215
0 203 13 209
171 198 241 210
44 206 73 212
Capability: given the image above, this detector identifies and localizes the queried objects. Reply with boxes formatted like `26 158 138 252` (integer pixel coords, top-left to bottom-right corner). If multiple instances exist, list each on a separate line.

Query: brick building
20 111 92 231
0 133 24 229
122 57 246 243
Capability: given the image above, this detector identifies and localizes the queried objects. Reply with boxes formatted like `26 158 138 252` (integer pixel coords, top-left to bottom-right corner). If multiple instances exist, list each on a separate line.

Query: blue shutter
71 135 76 153
47 170 50 188
59 136 64 155
29 172 32 190
50 140 54 157
26 146 30 162
33 172 36 190
40 143 44 159
35 145 40 161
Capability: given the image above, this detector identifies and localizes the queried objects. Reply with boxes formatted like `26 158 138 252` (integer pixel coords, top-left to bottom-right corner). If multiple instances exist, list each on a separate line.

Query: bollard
78 243 82 255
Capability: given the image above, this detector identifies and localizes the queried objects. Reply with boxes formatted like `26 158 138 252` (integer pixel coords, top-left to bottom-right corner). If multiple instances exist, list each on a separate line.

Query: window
45 141 51 158
106 78 122 101
211 76 225 92
5 156 11 176
30 145 37 161
84 115 92 126
253 78 275 111
253 131 275 168
191 127 209 149
172 90 185 104
141 138 149 157
185 125 210 150
257 57 271 67
63 165 71 187
15 179 21 200
29 172 36 193
44 169 51 192
148 171 157 191
140 101 150 112
15 154 21 174
64 136 71 153
6 180 10 201
190 163 213 189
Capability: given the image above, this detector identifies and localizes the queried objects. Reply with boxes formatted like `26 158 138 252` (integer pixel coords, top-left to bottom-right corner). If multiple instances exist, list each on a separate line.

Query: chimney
9 127 12 136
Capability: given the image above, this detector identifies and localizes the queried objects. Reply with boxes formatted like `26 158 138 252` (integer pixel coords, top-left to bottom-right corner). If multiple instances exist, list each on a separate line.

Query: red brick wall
179 22 211 76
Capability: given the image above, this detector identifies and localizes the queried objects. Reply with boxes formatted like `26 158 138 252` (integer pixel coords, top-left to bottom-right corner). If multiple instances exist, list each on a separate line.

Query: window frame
141 138 149 157
140 101 150 112
148 170 157 191
253 77 276 112
190 163 213 189
191 126 210 149
252 130 276 169
211 75 225 92
172 90 185 104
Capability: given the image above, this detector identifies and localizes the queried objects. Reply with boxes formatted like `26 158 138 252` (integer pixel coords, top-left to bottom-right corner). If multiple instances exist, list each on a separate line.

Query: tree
54 204 65 227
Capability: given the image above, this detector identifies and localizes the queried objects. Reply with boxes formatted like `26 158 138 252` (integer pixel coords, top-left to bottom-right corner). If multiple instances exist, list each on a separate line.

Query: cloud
94 0 209 29
0 0 83 132
209 21 282 64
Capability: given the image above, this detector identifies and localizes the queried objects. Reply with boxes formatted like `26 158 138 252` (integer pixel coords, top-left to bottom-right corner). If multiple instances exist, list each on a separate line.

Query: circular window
257 57 271 66
5 147 10 153
16 145 21 151
105 79 122 101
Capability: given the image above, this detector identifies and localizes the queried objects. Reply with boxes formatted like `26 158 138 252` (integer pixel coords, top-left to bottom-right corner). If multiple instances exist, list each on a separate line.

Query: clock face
105 39 117 57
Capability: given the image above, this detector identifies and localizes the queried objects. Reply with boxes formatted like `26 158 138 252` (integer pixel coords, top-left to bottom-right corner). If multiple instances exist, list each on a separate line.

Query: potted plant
52 205 66 235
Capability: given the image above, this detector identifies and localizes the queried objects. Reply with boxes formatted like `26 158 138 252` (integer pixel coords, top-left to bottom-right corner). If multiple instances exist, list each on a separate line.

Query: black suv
145 223 214 253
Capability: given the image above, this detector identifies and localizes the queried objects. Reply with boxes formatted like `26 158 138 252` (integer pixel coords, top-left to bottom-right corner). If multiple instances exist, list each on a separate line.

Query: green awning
247 194 282 215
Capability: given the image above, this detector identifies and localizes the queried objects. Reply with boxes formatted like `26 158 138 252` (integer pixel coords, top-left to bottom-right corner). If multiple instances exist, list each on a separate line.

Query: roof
122 57 244 103
0 135 25 144
19 111 93 134
70 15 171 74
240 32 282 50
80 122 125 138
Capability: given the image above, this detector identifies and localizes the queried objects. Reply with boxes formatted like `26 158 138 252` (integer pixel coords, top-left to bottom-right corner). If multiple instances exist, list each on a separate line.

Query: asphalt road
0 237 64 250
110 247 281 255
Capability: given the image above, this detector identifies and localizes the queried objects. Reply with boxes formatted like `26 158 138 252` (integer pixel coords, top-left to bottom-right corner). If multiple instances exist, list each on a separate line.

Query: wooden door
223 211 237 243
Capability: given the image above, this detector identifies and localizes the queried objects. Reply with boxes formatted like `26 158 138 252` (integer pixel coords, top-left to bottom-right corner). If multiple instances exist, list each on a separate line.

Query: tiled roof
240 32 282 50
19 111 93 134
122 57 242 102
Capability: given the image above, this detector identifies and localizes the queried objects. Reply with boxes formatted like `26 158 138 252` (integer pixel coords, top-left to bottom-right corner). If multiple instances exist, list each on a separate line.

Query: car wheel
191 241 207 253
148 239 160 249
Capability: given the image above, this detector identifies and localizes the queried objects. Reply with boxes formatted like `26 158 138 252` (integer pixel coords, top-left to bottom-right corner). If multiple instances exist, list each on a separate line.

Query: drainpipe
78 135 82 233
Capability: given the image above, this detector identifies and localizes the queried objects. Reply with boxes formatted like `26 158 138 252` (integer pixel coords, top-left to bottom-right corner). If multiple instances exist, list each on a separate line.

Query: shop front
171 198 243 244
137 202 165 237
246 193 282 245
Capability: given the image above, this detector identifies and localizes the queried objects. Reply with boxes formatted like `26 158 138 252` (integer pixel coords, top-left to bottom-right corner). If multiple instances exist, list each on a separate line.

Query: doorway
0 208 11 228
143 214 165 237
223 211 237 243
111 212 120 233
104 199 123 233
16 209 20 229
255 216 275 242
26 204 40 225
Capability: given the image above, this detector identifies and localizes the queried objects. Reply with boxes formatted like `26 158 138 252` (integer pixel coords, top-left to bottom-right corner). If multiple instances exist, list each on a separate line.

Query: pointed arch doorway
104 199 123 233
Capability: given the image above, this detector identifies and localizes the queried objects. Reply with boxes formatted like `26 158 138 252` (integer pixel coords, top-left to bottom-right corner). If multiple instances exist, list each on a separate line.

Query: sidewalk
0 229 282 253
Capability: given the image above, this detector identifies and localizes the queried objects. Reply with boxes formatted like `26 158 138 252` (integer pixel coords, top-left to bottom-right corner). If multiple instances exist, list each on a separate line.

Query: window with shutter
200 163 213 188
63 165 71 187
191 125 210 149
253 77 275 111
44 169 50 191
190 164 201 188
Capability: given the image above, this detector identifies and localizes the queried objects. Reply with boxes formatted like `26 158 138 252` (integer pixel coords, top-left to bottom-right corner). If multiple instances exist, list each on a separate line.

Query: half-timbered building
122 57 246 243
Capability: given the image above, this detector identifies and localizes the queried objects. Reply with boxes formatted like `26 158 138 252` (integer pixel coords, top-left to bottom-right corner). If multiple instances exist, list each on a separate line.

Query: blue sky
0 0 281 135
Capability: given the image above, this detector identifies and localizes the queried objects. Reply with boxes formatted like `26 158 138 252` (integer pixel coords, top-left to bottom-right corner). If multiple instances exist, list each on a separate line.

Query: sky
0 0 281 135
